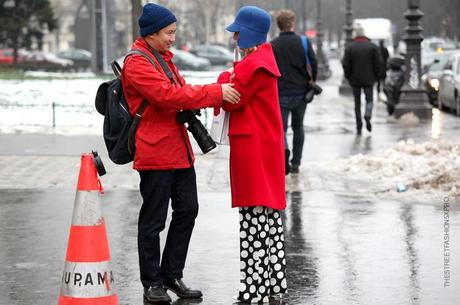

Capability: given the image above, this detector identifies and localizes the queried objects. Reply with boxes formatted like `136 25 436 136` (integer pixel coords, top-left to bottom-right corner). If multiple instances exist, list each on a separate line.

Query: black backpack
95 49 157 164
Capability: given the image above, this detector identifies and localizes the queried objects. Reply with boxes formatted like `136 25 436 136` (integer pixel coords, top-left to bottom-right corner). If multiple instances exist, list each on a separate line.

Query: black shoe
290 165 299 174
285 149 291 175
144 286 171 304
163 278 202 299
365 118 372 132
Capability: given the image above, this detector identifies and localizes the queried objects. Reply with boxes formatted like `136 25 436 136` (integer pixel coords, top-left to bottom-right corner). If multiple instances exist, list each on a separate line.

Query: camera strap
149 48 183 87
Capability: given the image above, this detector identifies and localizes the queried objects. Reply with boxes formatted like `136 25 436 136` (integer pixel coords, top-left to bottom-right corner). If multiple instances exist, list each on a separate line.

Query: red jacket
122 38 222 170
217 43 286 210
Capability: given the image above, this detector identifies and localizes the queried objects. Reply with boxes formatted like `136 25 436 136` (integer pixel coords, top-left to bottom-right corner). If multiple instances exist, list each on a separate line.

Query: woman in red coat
217 6 287 303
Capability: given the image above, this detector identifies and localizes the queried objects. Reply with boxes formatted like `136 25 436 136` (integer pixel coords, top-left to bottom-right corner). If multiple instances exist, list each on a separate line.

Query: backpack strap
123 49 157 155
300 35 314 84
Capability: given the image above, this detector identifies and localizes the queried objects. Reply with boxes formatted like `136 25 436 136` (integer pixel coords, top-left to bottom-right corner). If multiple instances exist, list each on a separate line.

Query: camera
177 110 217 154
304 82 323 103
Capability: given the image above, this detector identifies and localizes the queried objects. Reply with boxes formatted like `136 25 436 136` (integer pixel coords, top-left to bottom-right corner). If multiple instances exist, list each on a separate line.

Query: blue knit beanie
138 3 177 37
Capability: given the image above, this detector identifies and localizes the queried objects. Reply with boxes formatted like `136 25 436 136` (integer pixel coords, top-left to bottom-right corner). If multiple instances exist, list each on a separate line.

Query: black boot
285 149 291 175
163 278 202 299
144 286 171 304
365 117 372 132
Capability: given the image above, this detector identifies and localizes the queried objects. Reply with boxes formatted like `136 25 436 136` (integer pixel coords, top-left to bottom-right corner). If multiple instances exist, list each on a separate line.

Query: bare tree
195 0 223 44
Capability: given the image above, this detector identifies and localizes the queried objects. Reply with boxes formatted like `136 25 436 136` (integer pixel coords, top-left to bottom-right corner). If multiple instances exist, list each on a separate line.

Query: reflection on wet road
0 189 458 305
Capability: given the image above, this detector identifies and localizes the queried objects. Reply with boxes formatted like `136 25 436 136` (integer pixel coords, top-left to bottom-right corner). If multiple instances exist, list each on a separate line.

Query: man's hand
221 83 240 104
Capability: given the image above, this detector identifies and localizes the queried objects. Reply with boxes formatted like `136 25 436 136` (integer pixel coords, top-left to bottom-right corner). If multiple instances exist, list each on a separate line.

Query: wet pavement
1 59 460 304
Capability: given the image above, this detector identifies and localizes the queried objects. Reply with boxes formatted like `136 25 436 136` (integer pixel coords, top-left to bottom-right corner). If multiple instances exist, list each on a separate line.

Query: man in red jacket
122 3 240 303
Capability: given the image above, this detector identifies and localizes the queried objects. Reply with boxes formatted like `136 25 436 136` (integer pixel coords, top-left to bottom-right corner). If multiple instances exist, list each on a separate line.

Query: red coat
122 38 222 170
217 43 286 210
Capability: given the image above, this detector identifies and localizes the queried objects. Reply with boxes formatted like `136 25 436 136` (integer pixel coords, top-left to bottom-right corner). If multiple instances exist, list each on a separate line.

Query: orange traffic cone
58 153 118 305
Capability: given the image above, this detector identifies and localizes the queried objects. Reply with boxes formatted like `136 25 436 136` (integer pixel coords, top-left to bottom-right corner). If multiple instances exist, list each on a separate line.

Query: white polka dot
276 241 283 250
273 212 279 218
264 257 269 266
245 214 251 220
273 285 280 293
254 206 263 214
274 263 281 271
247 267 253 274
277 271 284 279
252 273 260 281
259 286 266 294
248 258 254 266
278 250 285 258
259 215 266 223
242 221 248 229
278 226 283 233
270 278 276 286
244 293 250 300
270 247 276 253
269 219 274 226
277 218 283 225
249 285 256 293
265 279 270 286
240 231 247 239
239 213 243 221
270 227 276 235
274 235 280 241
260 231 267 239
241 250 248 258
250 297 259 303
248 236 253 242
263 271 269 278
242 241 249 248
249 246 254 252
251 218 257 225
264 224 269 231
254 241 261 248
240 261 246 269
247 277 253 284
270 255 278 264
240 282 246 291
249 227 257 235
240 271 246 279
281 278 287 289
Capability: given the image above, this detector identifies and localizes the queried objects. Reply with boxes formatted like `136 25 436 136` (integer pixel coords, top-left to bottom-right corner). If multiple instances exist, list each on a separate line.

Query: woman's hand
221 83 240 104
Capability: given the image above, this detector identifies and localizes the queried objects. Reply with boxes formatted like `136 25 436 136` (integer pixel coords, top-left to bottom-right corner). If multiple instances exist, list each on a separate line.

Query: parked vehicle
353 18 394 55
20 52 73 71
56 48 92 71
0 48 29 64
171 49 211 71
438 52 460 116
191 44 233 66
383 56 405 115
421 50 458 105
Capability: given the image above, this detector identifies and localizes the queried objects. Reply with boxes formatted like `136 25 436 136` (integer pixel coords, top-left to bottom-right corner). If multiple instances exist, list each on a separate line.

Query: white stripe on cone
71 191 104 226
60 261 116 298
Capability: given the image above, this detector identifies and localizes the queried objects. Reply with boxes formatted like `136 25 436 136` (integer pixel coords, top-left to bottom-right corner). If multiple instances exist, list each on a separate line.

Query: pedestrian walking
216 6 287 303
122 3 240 303
271 9 318 174
342 26 384 135
377 40 390 101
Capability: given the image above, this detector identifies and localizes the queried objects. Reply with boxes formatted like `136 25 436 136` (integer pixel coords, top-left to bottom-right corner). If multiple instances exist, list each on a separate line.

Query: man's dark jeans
352 86 374 130
279 95 307 167
138 167 199 288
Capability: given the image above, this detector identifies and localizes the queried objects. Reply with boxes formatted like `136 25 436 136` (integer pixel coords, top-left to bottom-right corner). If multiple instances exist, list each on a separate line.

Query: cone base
58 294 118 305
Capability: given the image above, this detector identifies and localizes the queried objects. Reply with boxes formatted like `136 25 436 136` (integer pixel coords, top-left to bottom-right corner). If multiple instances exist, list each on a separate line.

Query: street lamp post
338 0 353 95
316 0 332 80
394 0 432 119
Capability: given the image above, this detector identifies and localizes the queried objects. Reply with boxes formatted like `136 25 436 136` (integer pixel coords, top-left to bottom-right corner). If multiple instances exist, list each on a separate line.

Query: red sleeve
217 71 231 84
124 55 222 110
222 69 264 112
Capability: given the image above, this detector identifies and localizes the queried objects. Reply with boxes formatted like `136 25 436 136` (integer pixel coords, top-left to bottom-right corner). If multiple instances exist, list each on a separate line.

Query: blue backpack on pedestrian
95 49 157 164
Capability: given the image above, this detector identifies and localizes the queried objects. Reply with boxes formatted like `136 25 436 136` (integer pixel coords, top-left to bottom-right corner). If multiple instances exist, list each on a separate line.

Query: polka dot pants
238 206 287 303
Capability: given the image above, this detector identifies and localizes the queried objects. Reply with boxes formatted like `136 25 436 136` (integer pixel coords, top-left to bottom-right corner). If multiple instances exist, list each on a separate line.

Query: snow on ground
0 71 220 135
314 138 460 200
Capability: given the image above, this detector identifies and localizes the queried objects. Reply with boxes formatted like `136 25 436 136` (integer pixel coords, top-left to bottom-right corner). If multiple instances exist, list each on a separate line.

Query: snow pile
327 138 460 197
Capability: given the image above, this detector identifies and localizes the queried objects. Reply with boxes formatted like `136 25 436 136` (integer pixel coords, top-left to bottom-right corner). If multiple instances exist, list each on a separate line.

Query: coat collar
234 43 281 85
354 36 370 42
132 37 174 62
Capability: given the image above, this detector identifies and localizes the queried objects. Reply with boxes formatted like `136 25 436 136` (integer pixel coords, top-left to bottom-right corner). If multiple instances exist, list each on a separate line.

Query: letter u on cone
58 153 118 305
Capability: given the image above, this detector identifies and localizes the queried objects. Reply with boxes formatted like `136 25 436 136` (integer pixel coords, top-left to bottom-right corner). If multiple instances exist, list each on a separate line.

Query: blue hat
138 3 177 37
226 6 271 48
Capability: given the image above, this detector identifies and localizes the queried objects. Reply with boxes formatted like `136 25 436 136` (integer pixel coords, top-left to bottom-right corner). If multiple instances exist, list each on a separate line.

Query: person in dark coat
217 6 287 303
342 26 384 134
377 40 390 99
271 9 318 174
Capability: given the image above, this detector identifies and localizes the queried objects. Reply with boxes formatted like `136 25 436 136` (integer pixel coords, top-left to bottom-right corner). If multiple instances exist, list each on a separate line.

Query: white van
353 18 394 55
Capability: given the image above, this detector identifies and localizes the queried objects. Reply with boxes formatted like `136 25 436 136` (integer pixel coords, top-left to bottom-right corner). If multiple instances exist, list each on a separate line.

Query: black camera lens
177 110 216 154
